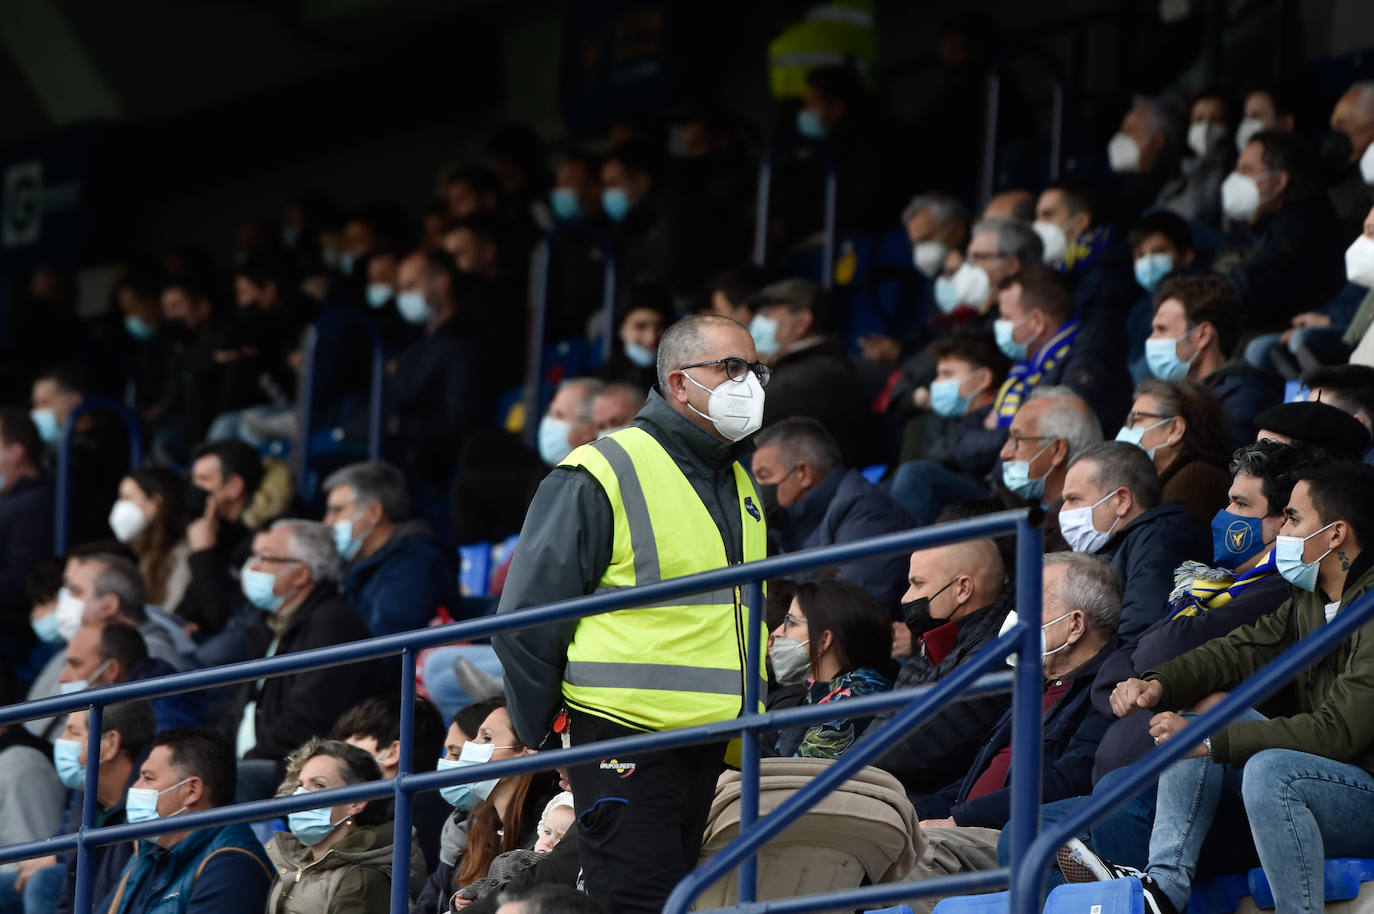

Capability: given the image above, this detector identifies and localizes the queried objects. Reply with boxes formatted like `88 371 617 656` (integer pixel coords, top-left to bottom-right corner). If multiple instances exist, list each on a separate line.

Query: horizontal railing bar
0 510 1031 728
692 867 1012 914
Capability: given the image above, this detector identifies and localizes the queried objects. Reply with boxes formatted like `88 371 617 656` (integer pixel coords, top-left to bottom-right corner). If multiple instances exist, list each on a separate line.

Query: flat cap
1254 401 1371 455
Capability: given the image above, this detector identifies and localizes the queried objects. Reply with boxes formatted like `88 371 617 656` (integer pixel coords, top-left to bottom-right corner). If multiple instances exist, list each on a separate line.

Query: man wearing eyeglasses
494 313 770 914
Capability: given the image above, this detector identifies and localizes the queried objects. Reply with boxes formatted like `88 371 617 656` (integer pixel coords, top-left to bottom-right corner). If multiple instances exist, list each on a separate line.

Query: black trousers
566 709 726 914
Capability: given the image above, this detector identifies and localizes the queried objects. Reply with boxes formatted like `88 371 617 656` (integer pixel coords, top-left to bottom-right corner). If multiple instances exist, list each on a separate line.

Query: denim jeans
888 460 989 527
1147 710 1374 914
0 863 67 914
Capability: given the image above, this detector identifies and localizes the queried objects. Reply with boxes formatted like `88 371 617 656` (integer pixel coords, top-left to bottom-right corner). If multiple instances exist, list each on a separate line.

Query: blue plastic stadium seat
1248 858 1374 909
931 890 1007 914
1044 878 1144 914
861 464 888 484
866 907 916 914
458 543 493 598
492 534 520 568
1190 872 1251 914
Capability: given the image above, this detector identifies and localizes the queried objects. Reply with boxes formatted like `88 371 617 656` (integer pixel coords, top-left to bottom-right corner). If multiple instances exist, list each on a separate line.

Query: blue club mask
1211 509 1267 569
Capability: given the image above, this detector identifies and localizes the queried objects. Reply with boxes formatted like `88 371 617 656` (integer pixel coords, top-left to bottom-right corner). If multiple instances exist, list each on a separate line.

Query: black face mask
758 483 780 517
1320 131 1354 179
183 483 211 520
902 578 958 638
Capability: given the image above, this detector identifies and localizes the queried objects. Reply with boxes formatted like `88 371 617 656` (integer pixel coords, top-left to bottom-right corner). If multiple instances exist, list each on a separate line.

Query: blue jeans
0 863 67 914
889 460 989 527
422 645 505 722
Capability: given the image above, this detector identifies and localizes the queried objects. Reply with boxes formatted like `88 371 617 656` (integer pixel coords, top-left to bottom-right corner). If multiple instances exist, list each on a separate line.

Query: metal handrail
750 142 838 287
55 396 145 554
2 509 1044 914
979 48 1067 210
294 309 385 493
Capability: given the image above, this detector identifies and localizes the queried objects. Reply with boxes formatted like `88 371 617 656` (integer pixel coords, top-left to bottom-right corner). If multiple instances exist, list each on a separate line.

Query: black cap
1254 401 1371 456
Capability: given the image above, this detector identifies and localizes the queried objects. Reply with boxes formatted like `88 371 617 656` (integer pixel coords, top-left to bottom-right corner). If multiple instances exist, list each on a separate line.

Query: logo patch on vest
744 497 761 521
599 758 636 778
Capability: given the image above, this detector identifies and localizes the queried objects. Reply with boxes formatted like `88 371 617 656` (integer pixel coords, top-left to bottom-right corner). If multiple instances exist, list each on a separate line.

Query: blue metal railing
294 309 385 496
55 396 145 554
0 509 1047 914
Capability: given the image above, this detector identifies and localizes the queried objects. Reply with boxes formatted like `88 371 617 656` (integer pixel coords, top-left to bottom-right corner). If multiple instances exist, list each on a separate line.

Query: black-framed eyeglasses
1007 432 1052 449
1125 410 1175 427
251 554 304 566
680 357 772 388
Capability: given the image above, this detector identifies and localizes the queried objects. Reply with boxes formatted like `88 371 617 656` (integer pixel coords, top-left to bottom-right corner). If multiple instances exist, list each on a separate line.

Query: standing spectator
322 461 458 636
108 468 191 611
0 409 52 673
1114 379 1233 524
100 728 273 914
149 276 226 462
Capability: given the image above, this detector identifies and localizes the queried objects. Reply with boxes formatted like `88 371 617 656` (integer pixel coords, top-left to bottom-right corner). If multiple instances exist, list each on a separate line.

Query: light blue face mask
396 290 433 325
1133 252 1174 292
749 314 780 358
929 377 973 418
796 109 826 140
365 284 393 309
31 610 63 645
1114 418 1170 460
1001 441 1054 500
124 315 157 341
53 739 86 790
1275 522 1336 592
337 252 355 276
126 778 191 824
436 741 510 810
994 317 1030 362
602 188 631 224
287 787 341 846
538 415 574 466
623 341 656 368
332 517 369 561
30 408 60 445
241 568 285 613
1145 327 1195 381
933 277 963 314
550 188 581 221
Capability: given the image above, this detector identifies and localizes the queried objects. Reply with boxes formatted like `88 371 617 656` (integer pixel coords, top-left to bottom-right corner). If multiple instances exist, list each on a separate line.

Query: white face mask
912 241 948 279
54 587 88 643
1347 235 1374 288
1107 132 1142 173
1361 142 1374 186
1033 220 1069 264
999 610 1076 669
682 369 766 442
1187 121 1226 158
108 500 150 544
951 261 992 307
1221 171 1264 222
1059 490 1123 554
1235 117 1265 153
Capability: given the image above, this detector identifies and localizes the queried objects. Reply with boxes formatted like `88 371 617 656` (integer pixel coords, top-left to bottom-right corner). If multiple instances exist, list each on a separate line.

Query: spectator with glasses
1114 378 1233 524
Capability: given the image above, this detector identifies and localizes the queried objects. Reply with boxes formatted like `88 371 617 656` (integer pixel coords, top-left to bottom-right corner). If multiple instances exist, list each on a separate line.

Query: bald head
903 539 1005 623
658 314 758 441
982 189 1036 222
1332 81 1374 162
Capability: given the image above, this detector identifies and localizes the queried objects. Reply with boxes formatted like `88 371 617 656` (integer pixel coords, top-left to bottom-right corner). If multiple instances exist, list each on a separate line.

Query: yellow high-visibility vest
768 0 876 100
559 426 768 733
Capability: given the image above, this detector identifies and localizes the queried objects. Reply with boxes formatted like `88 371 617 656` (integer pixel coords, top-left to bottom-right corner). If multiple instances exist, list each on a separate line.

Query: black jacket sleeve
491 468 613 748
870 693 1008 797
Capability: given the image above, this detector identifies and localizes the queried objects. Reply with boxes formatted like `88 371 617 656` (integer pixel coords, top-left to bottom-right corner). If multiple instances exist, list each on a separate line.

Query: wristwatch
1203 737 1213 760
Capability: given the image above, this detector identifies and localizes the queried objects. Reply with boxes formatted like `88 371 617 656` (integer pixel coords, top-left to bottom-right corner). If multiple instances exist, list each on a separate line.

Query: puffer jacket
265 820 427 914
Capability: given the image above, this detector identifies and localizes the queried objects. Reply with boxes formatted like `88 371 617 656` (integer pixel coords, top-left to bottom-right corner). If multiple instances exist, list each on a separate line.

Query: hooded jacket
492 389 754 747
1096 502 1211 643
344 521 459 636
266 820 426 914
1203 361 1282 450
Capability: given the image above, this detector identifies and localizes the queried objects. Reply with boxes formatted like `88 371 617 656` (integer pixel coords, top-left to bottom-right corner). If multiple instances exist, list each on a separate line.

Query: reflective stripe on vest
559 427 768 731
767 0 876 99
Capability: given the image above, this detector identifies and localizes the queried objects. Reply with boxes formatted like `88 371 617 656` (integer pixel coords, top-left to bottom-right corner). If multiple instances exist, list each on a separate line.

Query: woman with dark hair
769 579 896 759
265 738 426 913
1114 378 1231 523
107 467 190 608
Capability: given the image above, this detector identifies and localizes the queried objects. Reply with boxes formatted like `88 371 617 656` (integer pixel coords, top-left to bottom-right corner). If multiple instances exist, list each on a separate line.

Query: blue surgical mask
796 109 826 140
124 315 157 341
1275 522 1336 593
53 739 86 790
282 225 301 249
930 377 973 418
365 284 393 309
601 188 631 224
125 777 191 824
332 518 368 561
396 290 433 325
1211 509 1267 569
241 568 285 613
59 659 110 696
550 188 581 222
538 415 574 466
1133 253 1174 292
437 741 507 810
337 252 355 276
749 314 780 358
994 317 1030 362
287 787 341 846
1114 419 1169 460
623 342 656 368
933 277 963 315
30 408 59 445
1001 442 1053 500
31 611 63 645
1145 329 1195 381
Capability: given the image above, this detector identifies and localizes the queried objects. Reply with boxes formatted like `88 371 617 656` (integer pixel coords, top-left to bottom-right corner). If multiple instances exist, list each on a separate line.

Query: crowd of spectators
2 14 1374 913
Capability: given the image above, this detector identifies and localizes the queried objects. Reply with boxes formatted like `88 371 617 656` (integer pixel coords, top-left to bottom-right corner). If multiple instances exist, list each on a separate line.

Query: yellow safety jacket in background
768 0 876 100
559 426 768 733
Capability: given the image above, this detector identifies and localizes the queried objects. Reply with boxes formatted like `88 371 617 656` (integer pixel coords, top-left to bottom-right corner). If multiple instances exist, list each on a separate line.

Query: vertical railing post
979 69 1001 214
599 248 618 367
389 649 417 914
752 161 772 267
524 238 554 449
294 323 320 488
820 169 838 290
737 578 765 904
367 325 385 462
73 703 103 914
1008 516 1045 914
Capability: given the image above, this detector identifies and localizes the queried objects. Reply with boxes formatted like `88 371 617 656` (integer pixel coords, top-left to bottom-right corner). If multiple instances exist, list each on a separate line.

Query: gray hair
1069 440 1162 511
1028 387 1103 461
1350 81 1374 125
87 553 147 621
657 313 746 392
323 461 411 522
754 417 843 475
1133 93 1184 149
272 519 344 585
901 192 969 232
971 218 1044 265
557 377 604 425
1045 552 1121 635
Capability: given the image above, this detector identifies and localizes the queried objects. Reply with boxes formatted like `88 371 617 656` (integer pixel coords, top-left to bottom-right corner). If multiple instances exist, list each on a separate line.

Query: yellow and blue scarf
1167 551 1278 619
993 317 1082 428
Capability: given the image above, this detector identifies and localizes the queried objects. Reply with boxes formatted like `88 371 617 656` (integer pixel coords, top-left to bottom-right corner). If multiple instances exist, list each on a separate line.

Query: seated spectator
1255 400 1372 459
60 623 204 731
322 461 459 636
1115 378 1232 523
888 333 1011 524
982 191 1036 222
1124 211 1197 381
1033 179 1137 318
447 213 526 392
452 791 576 908
537 377 602 467
234 520 382 799
904 192 971 282
549 151 602 225
1105 94 1183 226
997 387 1105 551
56 551 194 670
748 280 866 462
992 263 1131 435
1234 84 1295 152
1300 364 1374 462
148 276 227 463
1326 80 1374 238
753 418 914 611
590 381 646 436
769 579 894 759
908 553 1120 897
601 286 671 391
0 659 65 910
446 166 502 222
600 141 706 295
266 738 426 913
1157 87 1234 229
706 265 769 326
109 468 191 610
869 537 1013 799
1062 462 1374 914
100 728 273 914
1146 274 1281 448
953 218 1043 321
0 408 53 673
1217 129 1345 330
48 700 157 914
1061 442 1210 641
23 562 68 741
175 438 265 636
332 694 449 874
